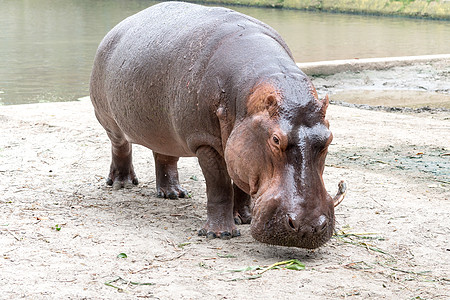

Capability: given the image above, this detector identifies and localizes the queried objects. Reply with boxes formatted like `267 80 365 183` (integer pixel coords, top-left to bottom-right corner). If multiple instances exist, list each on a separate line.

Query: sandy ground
1 68 449 299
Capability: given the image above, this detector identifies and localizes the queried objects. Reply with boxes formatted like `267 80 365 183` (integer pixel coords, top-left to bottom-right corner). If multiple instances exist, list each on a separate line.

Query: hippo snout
251 196 335 249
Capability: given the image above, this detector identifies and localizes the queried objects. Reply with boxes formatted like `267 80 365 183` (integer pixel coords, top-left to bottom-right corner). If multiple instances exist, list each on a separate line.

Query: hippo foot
198 218 241 240
107 159 138 190
107 176 139 190
198 228 241 240
234 211 252 225
156 184 188 199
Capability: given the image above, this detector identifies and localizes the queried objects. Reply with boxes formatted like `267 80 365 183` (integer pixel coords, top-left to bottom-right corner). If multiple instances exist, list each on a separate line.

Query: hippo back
90 1 298 156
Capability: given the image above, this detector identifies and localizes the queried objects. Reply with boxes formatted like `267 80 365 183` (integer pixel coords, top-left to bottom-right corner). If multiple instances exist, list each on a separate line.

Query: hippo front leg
196 146 240 239
233 184 252 225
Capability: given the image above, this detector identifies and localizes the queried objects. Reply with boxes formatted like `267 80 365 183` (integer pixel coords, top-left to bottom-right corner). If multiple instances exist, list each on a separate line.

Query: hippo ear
319 95 329 117
309 81 319 100
308 79 327 115
247 83 280 117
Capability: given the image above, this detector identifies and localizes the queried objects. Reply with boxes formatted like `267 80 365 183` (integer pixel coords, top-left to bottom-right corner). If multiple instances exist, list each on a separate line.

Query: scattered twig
375 262 450 284
259 259 305 274
187 215 203 221
378 263 431 276
94 175 104 182
342 239 391 256
52 279 76 282
104 276 155 292
217 253 236 259
154 252 185 262
164 237 182 251
177 242 192 249
333 230 392 257
4 228 20 241
389 266 431 275
344 261 373 270
226 259 305 281
334 232 385 240
228 274 262 281
2 246 20 255
368 196 384 206
177 204 192 209
435 179 450 185
374 160 389 165
131 266 154 274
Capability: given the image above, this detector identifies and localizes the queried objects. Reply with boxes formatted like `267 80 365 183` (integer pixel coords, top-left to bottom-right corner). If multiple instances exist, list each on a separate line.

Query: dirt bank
1 73 449 298
312 58 450 110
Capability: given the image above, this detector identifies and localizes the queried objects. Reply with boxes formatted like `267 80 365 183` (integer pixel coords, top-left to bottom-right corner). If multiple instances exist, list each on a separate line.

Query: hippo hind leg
104 126 139 190
153 152 188 199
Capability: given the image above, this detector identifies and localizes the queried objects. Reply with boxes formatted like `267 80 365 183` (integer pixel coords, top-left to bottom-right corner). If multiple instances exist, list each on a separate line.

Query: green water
1 0 449 105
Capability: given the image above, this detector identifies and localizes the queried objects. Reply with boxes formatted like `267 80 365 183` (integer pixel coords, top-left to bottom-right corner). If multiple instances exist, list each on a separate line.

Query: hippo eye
272 135 280 145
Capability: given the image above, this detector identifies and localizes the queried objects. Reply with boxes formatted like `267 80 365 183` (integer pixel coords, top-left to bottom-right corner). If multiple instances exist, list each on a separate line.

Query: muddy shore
313 58 450 111
196 0 450 20
1 64 449 298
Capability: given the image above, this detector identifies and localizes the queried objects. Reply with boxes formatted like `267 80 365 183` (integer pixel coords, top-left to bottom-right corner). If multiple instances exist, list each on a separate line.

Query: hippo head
225 78 344 249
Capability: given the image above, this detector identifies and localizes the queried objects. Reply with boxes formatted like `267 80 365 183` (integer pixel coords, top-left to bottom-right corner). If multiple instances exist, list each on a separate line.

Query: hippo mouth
250 181 347 249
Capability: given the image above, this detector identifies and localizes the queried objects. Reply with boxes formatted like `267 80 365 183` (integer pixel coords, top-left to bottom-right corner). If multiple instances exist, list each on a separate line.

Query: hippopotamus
90 1 346 249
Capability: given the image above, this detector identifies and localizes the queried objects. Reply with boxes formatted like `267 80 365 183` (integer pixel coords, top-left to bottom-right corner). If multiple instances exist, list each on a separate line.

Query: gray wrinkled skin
90 2 335 248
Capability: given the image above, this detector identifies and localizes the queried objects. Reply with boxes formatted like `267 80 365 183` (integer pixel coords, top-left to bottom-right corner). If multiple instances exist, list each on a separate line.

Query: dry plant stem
333 180 347 207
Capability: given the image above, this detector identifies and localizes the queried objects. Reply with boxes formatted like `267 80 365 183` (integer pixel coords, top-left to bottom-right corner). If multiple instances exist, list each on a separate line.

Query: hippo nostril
286 215 299 232
286 214 328 234
315 221 327 234
288 217 296 231
314 215 328 234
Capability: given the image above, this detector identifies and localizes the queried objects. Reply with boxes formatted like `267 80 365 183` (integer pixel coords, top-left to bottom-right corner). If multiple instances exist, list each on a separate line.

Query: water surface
1 0 449 105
